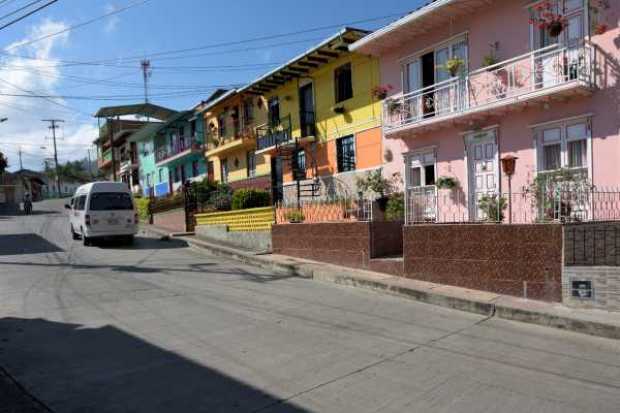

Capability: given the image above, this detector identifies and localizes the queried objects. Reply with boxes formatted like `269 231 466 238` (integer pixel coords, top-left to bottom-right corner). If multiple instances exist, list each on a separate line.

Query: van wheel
71 225 80 240
82 231 91 246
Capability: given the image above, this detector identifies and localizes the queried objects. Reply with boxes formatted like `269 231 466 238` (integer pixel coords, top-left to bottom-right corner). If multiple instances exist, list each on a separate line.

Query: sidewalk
141 225 620 340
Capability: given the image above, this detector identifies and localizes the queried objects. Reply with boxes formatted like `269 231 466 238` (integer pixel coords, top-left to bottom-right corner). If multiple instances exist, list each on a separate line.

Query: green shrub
134 197 150 222
285 209 305 223
384 193 404 221
231 188 271 210
209 184 233 211
478 194 507 222
191 178 217 203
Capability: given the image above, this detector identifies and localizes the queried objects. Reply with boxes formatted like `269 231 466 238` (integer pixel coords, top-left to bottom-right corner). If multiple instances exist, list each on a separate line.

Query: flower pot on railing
436 176 459 190
548 20 565 37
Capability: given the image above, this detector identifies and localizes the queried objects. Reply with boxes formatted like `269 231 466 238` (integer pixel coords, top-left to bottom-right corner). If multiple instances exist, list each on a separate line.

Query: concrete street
1 199 619 413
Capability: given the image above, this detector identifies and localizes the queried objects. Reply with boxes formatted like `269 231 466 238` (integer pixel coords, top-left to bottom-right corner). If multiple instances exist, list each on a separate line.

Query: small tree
355 168 393 198
0 152 7 174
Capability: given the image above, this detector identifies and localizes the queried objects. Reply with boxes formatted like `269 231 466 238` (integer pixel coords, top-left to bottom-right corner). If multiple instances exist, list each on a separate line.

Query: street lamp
501 155 518 224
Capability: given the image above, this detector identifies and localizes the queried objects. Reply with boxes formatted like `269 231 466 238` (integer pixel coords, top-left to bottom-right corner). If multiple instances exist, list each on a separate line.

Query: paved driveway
0 199 619 412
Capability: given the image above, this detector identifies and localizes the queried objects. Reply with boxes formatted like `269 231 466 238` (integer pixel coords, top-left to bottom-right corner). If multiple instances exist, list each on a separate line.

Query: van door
73 195 87 231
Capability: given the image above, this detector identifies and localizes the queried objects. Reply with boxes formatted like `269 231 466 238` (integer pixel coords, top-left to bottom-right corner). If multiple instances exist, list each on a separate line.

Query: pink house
352 0 619 224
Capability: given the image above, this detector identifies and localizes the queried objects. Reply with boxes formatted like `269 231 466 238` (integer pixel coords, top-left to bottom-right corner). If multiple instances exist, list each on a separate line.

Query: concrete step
369 256 404 276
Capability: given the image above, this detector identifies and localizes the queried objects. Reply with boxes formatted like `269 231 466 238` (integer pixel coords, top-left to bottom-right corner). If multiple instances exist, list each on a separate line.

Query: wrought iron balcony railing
384 43 595 132
155 138 203 163
256 115 293 152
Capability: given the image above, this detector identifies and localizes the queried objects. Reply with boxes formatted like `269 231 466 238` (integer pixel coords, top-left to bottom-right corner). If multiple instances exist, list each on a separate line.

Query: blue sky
0 0 424 171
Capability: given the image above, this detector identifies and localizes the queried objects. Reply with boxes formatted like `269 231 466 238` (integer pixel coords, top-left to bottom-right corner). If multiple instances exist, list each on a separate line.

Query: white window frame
534 117 592 178
401 34 469 93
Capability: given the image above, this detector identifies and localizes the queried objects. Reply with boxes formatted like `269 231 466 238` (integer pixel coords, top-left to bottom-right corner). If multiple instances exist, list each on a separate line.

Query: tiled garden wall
403 224 563 302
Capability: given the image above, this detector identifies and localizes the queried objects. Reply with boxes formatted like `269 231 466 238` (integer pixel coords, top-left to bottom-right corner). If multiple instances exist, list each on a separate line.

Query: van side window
76 196 87 211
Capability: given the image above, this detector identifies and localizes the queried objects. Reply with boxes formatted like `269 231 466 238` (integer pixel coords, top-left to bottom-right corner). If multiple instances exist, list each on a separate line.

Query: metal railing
155 138 203 163
275 196 373 224
256 115 292 151
406 186 620 225
384 42 595 130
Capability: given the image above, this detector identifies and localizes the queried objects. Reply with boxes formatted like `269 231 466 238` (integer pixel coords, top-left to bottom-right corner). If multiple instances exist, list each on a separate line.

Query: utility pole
87 148 94 179
141 59 151 104
42 119 64 197
18 147 23 170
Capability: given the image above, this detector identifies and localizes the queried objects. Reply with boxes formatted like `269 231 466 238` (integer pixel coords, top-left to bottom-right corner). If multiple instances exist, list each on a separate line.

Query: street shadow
0 234 63 256
95 237 190 251
0 317 308 412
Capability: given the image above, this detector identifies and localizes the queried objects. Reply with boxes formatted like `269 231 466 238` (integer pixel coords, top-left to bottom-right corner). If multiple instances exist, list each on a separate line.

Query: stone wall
403 224 563 302
564 222 620 266
152 208 187 233
272 222 371 269
195 225 272 252
562 222 620 311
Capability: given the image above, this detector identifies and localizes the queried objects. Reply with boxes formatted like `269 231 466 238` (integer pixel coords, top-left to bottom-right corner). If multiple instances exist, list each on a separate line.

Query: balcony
119 156 138 174
98 149 113 169
205 126 257 157
155 138 203 166
384 43 596 137
256 115 306 154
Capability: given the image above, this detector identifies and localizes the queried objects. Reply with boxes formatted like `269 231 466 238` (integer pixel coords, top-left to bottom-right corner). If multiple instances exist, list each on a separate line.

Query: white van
66 182 138 246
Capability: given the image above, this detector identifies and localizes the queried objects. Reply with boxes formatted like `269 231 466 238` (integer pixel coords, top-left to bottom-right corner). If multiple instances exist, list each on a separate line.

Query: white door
467 130 499 220
406 151 436 222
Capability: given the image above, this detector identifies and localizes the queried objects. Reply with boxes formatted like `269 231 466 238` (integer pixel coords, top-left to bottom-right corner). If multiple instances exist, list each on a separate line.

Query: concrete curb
140 225 620 340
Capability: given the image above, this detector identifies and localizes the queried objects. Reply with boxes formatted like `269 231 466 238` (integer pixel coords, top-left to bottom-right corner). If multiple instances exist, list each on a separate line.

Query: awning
94 103 177 121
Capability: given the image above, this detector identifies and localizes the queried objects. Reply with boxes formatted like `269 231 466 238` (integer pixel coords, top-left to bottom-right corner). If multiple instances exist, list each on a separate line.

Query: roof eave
350 0 457 55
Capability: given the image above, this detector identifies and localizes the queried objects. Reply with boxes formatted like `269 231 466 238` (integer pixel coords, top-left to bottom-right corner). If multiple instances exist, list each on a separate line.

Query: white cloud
103 4 120 34
0 20 98 171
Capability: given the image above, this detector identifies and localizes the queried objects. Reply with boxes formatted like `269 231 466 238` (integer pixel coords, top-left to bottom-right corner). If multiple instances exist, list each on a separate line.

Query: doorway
299 83 315 137
271 157 283 203
466 130 499 220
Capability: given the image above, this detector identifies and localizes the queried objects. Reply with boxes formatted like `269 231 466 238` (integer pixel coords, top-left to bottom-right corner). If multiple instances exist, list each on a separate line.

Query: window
158 169 164 183
334 63 353 103
221 158 229 183
536 119 590 172
146 173 152 188
336 135 356 173
218 113 227 137
247 151 256 178
173 166 180 183
76 195 86 211
89 193 133 211
407 151 436 188
268 97 280 126
190 120 196 137
243 98 254 124
191 161 198 177
293 150 306 180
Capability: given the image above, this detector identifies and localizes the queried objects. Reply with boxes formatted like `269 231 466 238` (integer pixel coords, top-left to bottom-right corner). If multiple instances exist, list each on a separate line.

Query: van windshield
89 193 133 211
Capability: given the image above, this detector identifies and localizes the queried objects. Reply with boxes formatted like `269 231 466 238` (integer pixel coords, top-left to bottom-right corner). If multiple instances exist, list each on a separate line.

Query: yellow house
203 89 270 191
241 28 383 202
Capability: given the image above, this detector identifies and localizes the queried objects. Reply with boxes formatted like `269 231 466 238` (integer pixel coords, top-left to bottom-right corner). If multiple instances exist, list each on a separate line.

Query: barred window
336 135 356 173
334 63 353 103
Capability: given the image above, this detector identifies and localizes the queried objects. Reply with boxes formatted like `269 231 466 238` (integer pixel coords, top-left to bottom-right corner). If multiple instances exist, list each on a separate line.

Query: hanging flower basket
547 20 565 37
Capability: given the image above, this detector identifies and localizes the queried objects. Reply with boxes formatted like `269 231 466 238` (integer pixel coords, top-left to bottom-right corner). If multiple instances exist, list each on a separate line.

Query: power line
0 0 47 22
4 0 150 50
0 0 59 32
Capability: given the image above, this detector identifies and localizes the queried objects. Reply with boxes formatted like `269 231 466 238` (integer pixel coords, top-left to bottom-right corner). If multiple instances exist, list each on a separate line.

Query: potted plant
285 209 305 223
478 194 507 222
356 168 394 212
371 84 393 100
436 176 459 190
482 54 498 70
442 57 465 77
385 98 402 115
332 105 346 114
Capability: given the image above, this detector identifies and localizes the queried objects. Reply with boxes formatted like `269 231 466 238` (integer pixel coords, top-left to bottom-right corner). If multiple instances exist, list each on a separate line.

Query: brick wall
153 208 187 233
403 224 563 302
229 175 271 192
272 222 371 269
564 222 620 266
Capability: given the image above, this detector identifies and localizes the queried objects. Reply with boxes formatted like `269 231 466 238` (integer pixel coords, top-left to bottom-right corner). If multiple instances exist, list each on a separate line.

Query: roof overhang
241 28 370 95
351 0 492 56
95 103 177 121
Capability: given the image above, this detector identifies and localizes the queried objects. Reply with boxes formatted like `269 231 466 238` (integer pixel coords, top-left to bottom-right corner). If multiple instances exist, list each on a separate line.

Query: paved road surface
0 199 619 412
